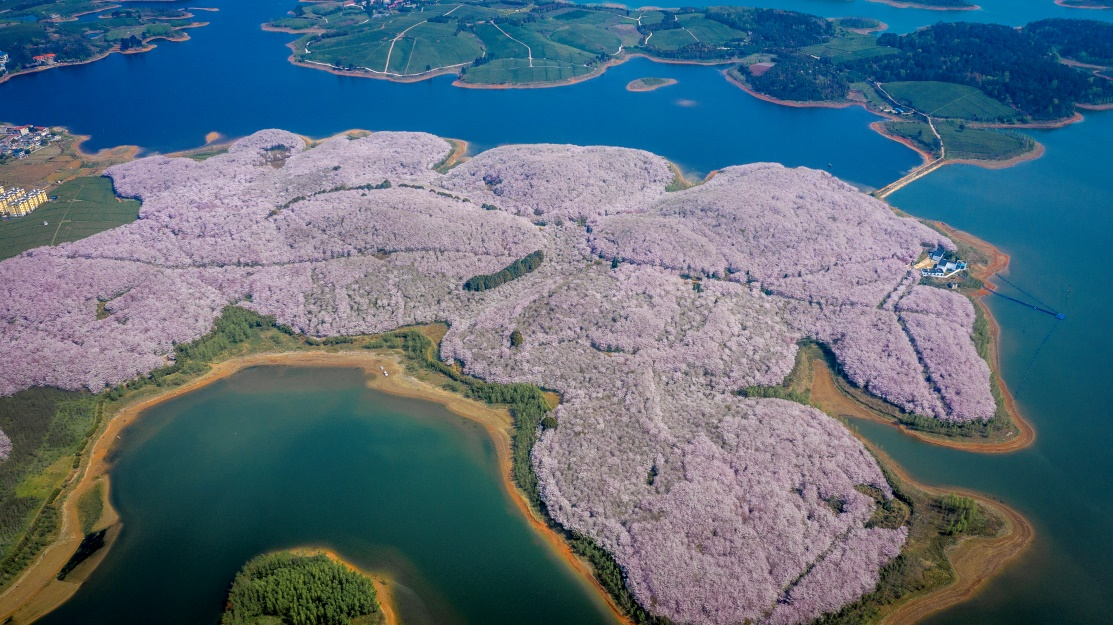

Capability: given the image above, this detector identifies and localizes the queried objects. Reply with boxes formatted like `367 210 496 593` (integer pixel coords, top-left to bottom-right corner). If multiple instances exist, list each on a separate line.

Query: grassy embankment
745 343 1030 623
1 302 1028 625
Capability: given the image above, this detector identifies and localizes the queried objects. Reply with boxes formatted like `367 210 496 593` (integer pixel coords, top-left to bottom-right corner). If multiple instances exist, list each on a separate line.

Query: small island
0 4 211 84
626 77 677 92
223 550 389 625
866 0 979 10
1057 0 1113 8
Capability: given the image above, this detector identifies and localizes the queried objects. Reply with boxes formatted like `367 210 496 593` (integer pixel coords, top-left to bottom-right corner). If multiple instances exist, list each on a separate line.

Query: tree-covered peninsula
0 0 209 82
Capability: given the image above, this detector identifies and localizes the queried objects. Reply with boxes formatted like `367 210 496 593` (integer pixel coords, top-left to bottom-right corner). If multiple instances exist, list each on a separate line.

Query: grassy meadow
882 81 1019 122
0 176 140 261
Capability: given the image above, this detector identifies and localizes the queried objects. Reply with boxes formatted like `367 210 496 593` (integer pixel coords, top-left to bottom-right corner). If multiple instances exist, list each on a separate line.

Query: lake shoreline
810 361 1034 622
0 338 1034 625
0 23 204 87
0 349 633 625
869 120 1047 170
808 218 1036 453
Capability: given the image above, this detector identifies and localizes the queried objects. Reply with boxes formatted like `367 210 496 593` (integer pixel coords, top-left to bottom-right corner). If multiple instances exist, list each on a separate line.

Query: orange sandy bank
873 451 1034 625
1055 0 1112 8
810 366 1034 622
0 350 632 625
808 220 1035 454
723 70 857 109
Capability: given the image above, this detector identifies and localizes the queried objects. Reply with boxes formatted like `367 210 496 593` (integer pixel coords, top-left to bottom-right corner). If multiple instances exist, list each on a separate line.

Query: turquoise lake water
37 367 620 625
2 0 1112 622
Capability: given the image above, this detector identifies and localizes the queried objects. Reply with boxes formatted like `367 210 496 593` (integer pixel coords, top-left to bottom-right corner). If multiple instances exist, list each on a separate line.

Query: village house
920 247 967 278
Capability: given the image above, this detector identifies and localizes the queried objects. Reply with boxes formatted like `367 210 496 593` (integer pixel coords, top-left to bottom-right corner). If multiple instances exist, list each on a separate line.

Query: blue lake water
2 0 1113 622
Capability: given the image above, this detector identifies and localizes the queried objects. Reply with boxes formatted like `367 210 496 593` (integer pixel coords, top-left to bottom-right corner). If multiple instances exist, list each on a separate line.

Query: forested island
0 0 210 83
223 551 386 625
0 130 1033 625
271 1 1113 165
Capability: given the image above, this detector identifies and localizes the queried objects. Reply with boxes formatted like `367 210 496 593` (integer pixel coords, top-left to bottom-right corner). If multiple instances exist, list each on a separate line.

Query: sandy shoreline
810 364 1034 623
0 350 632 625
0 23 204 86
723 69 857 109
0 338 1034 625
870 448 1033 624
807 217 1036 454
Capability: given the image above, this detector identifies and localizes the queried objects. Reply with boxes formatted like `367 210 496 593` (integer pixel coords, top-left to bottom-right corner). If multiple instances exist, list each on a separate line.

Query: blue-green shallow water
36 366 620 625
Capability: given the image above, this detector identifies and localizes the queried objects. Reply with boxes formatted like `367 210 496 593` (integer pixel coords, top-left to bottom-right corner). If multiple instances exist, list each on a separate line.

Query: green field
0 176 140 261
462 57 595 85
676 15 746 44
0 388 99 588
646 28 699 51
800 32 899 63
936 122 1036 160
883 120 1036 161
548 23 622 55
883 120 942 159
882 81 1019 121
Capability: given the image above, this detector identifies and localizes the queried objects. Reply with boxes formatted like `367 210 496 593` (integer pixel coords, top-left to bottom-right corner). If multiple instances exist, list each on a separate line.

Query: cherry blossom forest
0 130 1000 623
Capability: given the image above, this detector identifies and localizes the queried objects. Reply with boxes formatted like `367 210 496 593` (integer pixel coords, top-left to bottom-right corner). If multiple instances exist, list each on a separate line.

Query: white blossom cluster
0 427 10 462
0 130 1001 623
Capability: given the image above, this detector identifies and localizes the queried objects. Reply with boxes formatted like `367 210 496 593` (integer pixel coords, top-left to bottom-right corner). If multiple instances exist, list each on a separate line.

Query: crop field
0 176 140 261
882 81 1019 121
280 1 761 84
676 15 745 44
548 23 622 55
883 120 942 159
801 33 899 64
551 7 617 26
647 28 699 51
462 57 595 85
936 122 1035 160
882 120 1035 162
